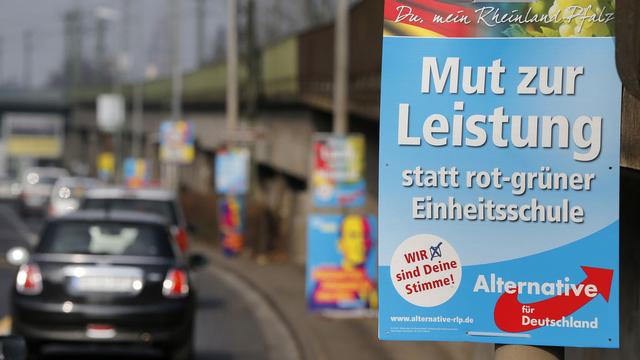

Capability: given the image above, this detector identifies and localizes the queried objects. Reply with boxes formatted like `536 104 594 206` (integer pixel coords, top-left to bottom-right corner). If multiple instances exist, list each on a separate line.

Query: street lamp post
94 6 126 184
164 0 183 191
333 0 349 136
227 0 239 134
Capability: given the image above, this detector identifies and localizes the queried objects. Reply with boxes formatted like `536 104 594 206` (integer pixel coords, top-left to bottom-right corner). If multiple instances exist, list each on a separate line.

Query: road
0 203 283 360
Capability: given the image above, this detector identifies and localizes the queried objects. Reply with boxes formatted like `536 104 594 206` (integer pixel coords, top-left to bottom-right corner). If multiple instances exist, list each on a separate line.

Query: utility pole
245 0 259 118
132 1 146 159
23 30 34 89
171 0 183 121
227 0 238 132
63 9 82 95
95 17 107 85
196 0 206 66
118 0 131 89
333 0 349 135
0 36 4 86
164 0 183 191
112 0 131 184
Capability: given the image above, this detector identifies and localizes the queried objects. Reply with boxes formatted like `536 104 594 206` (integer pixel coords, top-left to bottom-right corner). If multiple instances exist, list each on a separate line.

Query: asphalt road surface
0 204 275 360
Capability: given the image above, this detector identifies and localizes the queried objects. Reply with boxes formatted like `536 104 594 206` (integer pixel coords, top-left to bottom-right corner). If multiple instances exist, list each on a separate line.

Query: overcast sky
0 0 349 90
0 0 230 89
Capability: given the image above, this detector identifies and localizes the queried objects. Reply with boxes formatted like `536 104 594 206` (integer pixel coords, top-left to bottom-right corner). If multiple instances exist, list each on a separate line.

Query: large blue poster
378 1 620 348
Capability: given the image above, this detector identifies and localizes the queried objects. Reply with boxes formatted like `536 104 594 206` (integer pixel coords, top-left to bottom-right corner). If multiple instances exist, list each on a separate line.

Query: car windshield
37 221 174 258
38 177 59 186
82 199 178 225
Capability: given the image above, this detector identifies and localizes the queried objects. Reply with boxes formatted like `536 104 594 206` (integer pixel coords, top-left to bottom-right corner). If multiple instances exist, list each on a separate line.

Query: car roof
24 167 68 175
54 209 170 226
84 187 176 201
54 177 101 187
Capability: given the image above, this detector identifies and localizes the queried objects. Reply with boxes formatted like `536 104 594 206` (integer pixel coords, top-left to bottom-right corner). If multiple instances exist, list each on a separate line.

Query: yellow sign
7 137 62 158
97 152 115 181
3 113 64 158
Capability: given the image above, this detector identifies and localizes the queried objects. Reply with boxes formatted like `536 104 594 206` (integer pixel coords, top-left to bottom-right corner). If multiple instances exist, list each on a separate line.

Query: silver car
48 177 102 218
20 167 69 214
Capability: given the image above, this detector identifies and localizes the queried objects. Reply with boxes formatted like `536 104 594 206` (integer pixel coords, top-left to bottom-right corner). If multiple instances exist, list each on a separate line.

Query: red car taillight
175 228 189 253
162 269 189 298
16 264 43 295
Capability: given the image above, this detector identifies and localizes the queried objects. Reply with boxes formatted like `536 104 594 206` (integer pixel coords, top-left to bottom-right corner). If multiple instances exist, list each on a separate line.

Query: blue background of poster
215 148 250 195
123 158 150 188
306 214 378 311
312 181 366 208
378 37 620 347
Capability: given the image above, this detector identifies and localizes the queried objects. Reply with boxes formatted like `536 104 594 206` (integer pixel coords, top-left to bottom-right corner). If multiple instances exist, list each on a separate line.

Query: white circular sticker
390 234 462 307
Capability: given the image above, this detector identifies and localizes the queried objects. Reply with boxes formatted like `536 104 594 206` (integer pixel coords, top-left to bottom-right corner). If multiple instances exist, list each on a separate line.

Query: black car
9 210 196 359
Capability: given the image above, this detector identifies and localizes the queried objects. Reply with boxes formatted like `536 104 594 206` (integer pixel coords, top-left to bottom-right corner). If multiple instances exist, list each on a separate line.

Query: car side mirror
0 335 27 360
6 247 29 266
616 0 640 97
188 253 208 271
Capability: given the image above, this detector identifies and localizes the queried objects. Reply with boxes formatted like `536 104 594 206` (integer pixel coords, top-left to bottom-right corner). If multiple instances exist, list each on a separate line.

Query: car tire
166 338 194 360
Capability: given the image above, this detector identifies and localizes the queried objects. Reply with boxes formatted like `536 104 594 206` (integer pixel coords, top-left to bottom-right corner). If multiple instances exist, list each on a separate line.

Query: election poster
378 0 620 348
215 147 250 195
160 120 195 164
306 214 378 312
312 134 366 208
97 152 115 183
218 195 245 256
123 158 150 189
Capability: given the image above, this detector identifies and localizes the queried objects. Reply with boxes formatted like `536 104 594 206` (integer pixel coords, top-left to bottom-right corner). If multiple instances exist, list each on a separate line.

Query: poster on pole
312 134 366 208
378 0 620 348
97 152 115 182
123 158 150 189
218 195 245 257
160 121 195 164
306 214 378 312
97 94 125 133
215 147 250 195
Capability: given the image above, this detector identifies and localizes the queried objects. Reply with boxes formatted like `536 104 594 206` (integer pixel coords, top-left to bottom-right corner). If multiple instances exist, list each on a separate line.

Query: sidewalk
194 240 493 360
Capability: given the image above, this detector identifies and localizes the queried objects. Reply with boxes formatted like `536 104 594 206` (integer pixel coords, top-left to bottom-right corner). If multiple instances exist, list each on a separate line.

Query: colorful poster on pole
123 158 150 189
312 134 366 208
97 152 115 182
218 195 244 257
306 214 378 312
215 147 250 195
160 121 195 164
378 0 619 348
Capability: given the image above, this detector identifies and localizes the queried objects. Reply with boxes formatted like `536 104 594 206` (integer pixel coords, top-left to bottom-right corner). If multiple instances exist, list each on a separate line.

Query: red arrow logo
494 266 613 333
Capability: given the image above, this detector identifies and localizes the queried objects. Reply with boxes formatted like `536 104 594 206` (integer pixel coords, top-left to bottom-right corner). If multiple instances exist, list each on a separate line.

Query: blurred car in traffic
80 187 190 252
0 178 22 202
20 167 69 215
7 210 196 360
48 177 102 218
